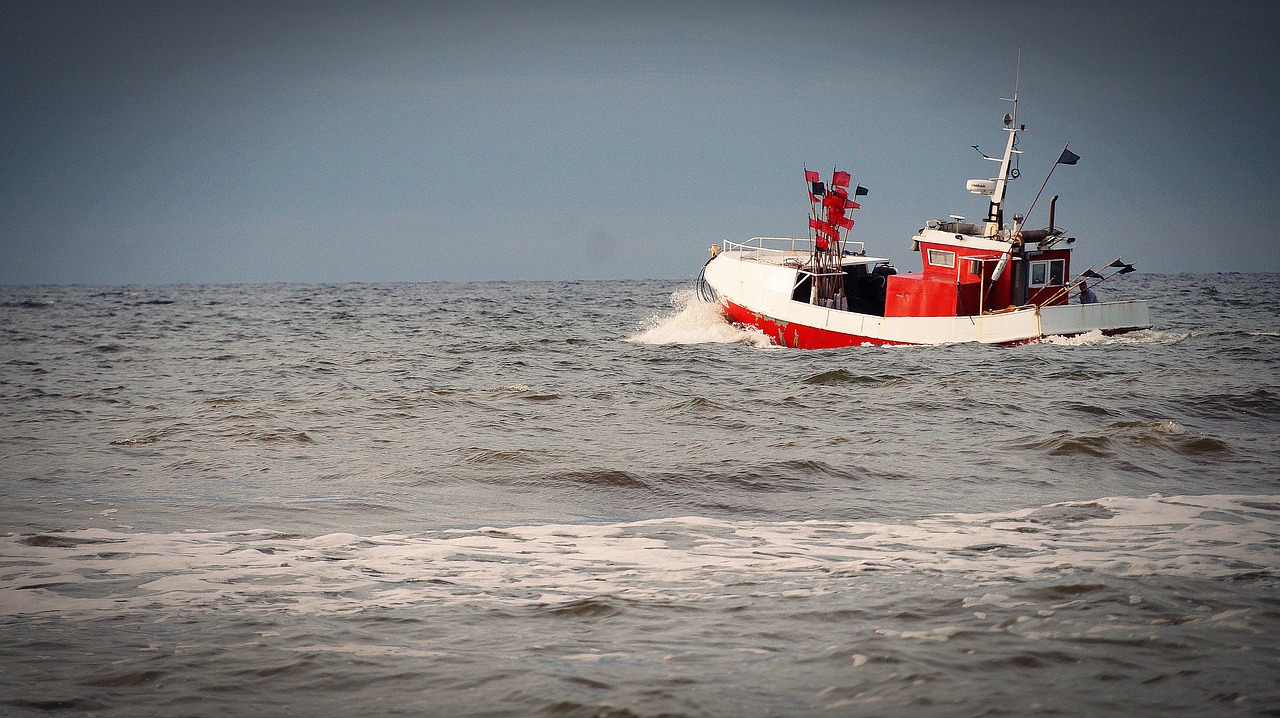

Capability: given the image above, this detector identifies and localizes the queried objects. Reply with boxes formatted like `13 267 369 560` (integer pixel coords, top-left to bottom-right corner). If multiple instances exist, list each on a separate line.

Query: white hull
703 251 1150 347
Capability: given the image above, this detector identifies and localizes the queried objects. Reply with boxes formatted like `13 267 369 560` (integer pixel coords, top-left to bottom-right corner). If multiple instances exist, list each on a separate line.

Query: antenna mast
986 51 1022 233
1011 50 1020 126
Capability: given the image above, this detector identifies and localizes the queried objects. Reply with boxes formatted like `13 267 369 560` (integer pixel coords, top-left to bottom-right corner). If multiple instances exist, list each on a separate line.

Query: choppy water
1 273 1278 716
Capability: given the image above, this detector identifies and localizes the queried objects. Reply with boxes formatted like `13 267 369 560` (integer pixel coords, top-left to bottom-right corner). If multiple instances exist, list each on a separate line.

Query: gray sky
2 0 1277 285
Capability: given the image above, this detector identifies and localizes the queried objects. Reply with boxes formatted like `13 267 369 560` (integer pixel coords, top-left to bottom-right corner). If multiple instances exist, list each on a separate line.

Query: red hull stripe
721 300 907 349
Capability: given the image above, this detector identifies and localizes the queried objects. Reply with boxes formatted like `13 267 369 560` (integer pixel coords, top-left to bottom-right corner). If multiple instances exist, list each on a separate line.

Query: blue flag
1057 147 1081 165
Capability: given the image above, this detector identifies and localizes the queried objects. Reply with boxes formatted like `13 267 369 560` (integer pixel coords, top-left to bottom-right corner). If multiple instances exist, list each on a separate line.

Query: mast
985 55 1022 235
986 101 1021 232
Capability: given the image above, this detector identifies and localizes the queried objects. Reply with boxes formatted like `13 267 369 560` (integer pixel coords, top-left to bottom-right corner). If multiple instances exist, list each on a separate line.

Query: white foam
2 494 1275 619
1040 329 1108 346
627 289 772 347
1152 420 1187 434
1040 328 1186 346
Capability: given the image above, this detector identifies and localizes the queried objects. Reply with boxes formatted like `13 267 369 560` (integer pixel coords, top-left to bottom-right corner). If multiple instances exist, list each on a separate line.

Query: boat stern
1038 300 1151 338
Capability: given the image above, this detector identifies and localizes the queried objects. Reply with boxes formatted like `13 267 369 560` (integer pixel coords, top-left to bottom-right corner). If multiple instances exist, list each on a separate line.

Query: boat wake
1039 328 1185 347
628 289 772 347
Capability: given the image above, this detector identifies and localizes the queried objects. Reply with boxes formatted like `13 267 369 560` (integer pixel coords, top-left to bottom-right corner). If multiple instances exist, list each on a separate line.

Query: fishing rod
1040 258 1135 307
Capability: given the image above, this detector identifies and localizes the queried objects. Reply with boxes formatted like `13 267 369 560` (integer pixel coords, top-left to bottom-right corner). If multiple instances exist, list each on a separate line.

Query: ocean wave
660 396 741 416
503 469 652 490
3 494 1273 619
1006 420 1232 459
801 369 906 386
1179 388 1280 422
0 299 53 309
671 458 880 492
455 447 557 468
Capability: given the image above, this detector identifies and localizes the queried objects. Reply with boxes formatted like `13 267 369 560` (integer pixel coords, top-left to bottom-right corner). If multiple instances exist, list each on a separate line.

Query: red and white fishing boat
697 92 1150 348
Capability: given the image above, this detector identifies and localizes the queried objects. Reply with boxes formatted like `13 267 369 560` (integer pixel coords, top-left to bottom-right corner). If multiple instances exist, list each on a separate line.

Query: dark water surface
1 273 1278 716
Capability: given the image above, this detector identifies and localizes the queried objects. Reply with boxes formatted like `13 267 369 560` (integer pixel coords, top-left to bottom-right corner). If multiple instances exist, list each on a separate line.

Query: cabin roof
913 228 1011 254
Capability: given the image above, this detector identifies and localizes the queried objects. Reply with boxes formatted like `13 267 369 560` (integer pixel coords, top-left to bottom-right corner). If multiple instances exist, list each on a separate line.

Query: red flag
810 218 838 240
805 170 821 183
833 215 854 230
832 170 851 188
831 186 848 199
823 194 846 210
815 236 829 251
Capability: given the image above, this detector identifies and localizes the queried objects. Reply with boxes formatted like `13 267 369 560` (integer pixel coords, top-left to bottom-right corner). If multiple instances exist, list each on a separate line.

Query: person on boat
1079 281 1098 304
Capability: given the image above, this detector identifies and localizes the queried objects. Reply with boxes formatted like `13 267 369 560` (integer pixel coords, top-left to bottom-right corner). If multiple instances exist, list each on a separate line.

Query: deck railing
721 237 866 256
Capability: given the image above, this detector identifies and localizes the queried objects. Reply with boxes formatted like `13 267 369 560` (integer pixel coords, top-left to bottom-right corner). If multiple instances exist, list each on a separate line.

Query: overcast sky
2 0 1277 285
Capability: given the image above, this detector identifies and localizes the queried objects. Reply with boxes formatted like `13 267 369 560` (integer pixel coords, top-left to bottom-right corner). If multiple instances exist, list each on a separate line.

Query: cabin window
1029 259 1066 287
967 259 983 276
927 249 956 268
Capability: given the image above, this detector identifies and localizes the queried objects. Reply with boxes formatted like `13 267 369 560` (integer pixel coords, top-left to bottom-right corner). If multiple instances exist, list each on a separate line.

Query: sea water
0 273 1277 716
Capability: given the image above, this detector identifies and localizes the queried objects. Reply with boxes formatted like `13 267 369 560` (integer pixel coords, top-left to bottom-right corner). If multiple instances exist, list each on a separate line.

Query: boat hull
704 252 1150 348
